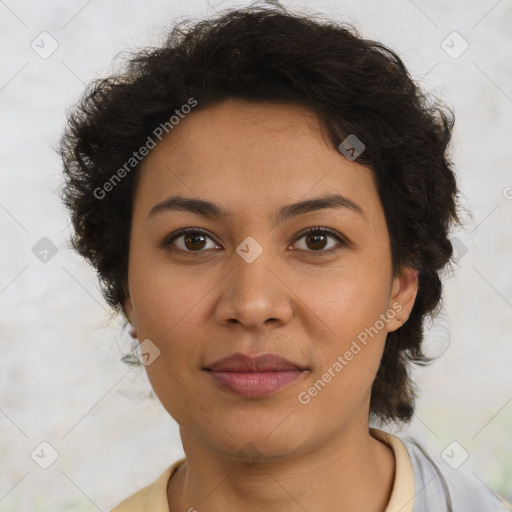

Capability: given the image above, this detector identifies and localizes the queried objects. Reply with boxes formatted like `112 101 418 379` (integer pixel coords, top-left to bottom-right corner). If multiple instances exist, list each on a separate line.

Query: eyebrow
147 193 366 226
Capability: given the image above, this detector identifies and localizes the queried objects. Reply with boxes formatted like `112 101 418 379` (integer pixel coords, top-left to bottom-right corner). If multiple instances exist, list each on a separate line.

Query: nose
214 247 294 330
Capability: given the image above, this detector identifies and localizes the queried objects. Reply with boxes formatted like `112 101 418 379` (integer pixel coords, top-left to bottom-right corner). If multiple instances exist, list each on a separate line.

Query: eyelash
162 227 347 255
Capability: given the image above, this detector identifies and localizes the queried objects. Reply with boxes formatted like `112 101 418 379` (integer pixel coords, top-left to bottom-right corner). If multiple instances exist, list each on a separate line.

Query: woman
58 3 512 511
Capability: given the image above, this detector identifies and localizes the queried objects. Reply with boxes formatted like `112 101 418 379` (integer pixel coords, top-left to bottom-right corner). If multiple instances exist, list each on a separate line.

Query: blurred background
1 0 511 510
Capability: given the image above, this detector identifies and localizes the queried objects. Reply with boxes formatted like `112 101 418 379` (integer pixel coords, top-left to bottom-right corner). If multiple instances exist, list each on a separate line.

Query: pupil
185 233 206 250
308 234 326 250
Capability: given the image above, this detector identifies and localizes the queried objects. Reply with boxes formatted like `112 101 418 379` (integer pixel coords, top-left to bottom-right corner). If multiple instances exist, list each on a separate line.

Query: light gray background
1 0 511 510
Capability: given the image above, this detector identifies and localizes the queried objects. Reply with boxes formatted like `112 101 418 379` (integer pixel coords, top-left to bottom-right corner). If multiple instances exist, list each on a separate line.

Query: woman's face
124 99 418 460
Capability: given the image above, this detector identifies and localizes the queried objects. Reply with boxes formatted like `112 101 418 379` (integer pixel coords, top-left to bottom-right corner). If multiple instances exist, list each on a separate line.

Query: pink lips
203 353 306 397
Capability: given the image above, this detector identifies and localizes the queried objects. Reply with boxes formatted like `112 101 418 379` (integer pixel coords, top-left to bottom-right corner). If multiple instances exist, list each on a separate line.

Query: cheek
127 250 212 373
308 261 392 338
129 251 213 337
300 262 392 392
128 260 211 421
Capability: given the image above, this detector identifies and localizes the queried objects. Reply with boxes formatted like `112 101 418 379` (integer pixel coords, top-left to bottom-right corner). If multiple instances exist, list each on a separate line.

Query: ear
122 289 138 340
386 266 419 333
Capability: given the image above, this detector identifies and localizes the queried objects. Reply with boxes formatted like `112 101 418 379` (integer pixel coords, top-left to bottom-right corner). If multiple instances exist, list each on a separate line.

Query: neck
167 426 395 512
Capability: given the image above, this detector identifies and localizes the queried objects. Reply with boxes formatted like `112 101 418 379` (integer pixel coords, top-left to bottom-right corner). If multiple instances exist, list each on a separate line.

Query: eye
162 226 347 254
162 228 220 252
292 227 347 254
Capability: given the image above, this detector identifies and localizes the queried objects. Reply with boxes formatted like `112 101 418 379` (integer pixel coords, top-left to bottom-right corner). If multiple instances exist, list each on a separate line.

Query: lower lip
205 370 304 397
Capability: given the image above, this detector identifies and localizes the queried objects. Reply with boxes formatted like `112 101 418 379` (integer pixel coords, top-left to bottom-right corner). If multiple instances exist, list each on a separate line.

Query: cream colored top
110 428 415 512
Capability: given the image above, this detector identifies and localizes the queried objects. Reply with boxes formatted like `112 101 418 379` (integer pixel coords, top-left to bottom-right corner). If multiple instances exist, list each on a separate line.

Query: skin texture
123 99 419 512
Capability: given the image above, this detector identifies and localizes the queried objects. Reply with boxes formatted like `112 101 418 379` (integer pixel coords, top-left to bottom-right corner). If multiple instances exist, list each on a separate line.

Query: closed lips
203 353 308 397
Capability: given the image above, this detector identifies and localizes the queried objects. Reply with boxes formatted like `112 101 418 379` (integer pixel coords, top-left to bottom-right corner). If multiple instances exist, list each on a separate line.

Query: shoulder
397 434 512 512
110 458 186 512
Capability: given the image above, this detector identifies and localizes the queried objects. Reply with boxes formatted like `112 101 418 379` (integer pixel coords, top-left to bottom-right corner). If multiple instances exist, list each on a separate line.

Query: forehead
134 99 378 222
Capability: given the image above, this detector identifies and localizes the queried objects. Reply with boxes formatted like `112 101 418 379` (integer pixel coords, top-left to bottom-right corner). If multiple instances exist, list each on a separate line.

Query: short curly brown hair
58 2 461 425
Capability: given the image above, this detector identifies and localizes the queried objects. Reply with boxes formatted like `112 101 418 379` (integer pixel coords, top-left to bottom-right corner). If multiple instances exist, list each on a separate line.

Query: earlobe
128 324 138 340
386 266 419 333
